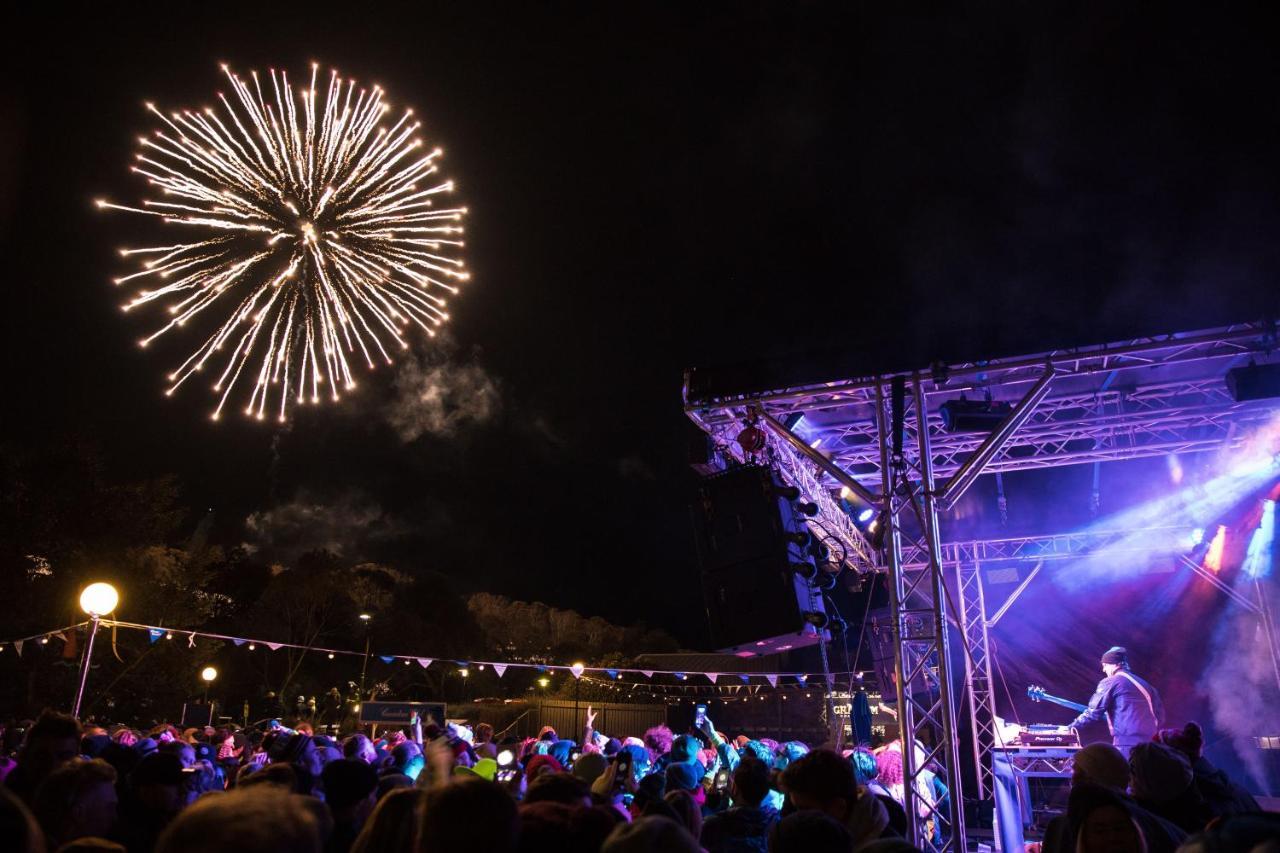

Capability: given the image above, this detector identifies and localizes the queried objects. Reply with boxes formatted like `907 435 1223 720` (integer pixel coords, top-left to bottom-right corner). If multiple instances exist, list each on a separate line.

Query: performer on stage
1071 646 1163 755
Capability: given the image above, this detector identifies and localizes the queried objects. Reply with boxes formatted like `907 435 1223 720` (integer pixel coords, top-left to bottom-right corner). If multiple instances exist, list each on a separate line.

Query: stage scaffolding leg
876 375 968 852
957 559 997 802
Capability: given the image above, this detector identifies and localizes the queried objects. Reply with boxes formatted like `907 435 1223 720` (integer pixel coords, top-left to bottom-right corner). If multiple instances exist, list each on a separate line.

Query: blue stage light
1243 500 1275 579
1189 527 1205 547
858 508 875 523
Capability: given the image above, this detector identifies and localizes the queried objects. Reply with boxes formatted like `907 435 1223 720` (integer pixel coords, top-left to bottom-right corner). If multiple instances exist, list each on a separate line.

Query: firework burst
98 64 469 421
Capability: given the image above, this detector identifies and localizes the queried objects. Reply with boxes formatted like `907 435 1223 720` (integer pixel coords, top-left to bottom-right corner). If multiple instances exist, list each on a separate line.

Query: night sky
4 4 1279 648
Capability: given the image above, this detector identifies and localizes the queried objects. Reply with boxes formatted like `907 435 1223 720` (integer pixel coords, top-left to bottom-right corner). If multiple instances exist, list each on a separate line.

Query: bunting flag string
3 618 869 686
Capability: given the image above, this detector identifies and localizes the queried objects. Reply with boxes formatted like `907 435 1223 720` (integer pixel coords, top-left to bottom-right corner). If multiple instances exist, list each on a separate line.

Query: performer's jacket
1071 667 1163 748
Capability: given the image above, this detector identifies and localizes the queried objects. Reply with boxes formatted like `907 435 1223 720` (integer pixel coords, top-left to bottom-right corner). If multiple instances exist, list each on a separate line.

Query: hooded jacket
700 803 780 853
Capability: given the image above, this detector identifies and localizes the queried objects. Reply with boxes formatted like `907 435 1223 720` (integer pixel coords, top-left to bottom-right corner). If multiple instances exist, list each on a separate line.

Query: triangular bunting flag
605 669 619 679
825 673 836 689
706 673 719 684
416 658 433 669
14 640 23 655
765 674 778 687
266 642 283 651
641 671 654 679
53 632 67 643
492 664 507 678
738 674 750 683
187 633 196 648
379 655 395 664
148 629 164 644
232 638 246 647
796 674 807 684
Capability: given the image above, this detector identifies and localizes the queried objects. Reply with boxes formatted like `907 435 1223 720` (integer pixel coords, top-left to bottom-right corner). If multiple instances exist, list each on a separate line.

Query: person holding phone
700 756 780 852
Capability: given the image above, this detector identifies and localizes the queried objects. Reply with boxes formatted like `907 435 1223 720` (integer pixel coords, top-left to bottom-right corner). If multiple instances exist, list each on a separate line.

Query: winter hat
1129 741 1193 802
1154 722 1205 761
269 732 314 765
131 752 184 788
601 815 702 853
665 760 704 793
572 751 609 785
322 758 378 810
1101 646 1129 666
550 740 575 766
1071 743 1129 790
81 734 111 758
670 735 701 764
525 754 564 778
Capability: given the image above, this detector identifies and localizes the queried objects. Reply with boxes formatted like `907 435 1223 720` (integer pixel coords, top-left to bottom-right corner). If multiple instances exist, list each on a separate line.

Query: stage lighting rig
939 396 1013 432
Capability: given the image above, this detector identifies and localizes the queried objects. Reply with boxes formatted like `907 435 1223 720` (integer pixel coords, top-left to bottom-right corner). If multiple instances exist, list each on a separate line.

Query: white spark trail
100 64 469 420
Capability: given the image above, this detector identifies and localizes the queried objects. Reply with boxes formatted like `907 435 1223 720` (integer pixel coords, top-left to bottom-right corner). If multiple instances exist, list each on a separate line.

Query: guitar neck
1037 693 1088 714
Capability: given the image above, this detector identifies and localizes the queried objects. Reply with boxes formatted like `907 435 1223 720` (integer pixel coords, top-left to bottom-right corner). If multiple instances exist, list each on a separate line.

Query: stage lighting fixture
868 511 889 550
775 484 802 501
1188 527 1205 548
788 558 819 578
858 508 876 523
1226 361 1280 402
939 397 1013 432
783 413 806 431
796 500 819 516
735 425 767 453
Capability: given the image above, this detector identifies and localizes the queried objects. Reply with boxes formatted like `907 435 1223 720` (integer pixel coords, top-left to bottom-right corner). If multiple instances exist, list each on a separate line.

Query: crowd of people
0 708 1273 853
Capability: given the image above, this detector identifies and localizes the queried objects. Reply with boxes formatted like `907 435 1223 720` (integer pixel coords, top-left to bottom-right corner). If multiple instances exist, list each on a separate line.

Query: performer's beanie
1100 646 1128 666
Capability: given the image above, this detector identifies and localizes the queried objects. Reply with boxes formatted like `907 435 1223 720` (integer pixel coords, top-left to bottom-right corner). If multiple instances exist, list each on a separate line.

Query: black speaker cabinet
691 465 828 655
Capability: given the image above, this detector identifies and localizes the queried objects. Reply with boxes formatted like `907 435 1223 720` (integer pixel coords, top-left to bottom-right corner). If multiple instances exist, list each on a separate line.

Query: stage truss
683 321 1280 851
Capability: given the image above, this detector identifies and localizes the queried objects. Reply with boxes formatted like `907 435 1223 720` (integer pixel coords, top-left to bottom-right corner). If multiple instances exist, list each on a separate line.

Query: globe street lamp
357 613 373 706
201 666 218 706
571 662 585 738
73 582 119 718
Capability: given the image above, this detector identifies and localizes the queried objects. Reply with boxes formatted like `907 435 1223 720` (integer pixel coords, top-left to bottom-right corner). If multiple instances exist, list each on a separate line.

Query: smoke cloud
1201 591 1280 792
385 347 501 442
243 491 407 562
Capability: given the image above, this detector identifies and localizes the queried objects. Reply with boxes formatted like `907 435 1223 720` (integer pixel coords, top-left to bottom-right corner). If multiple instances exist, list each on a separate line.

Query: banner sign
358 701 446 727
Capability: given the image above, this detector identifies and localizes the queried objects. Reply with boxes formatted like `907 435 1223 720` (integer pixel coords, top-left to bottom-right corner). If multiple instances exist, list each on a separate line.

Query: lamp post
571 662 585 737
357 613 372 704
201 666 218 706
74 582 119 719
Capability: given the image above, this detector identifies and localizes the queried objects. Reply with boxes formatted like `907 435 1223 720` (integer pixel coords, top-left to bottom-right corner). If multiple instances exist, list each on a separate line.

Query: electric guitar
1026 685 1088 714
